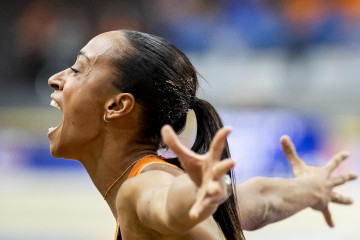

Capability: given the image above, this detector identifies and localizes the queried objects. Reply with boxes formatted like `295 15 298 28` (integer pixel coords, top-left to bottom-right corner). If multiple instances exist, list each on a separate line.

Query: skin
48 31 227 239
48 31 357 239
48 31 158 217
163 127 357 231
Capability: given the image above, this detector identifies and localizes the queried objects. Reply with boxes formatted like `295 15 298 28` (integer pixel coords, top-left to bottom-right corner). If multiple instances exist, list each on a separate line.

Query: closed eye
70 67 79 74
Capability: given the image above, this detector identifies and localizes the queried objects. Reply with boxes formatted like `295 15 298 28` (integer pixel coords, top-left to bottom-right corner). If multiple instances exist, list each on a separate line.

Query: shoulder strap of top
128 155 179 179
114 219 121 240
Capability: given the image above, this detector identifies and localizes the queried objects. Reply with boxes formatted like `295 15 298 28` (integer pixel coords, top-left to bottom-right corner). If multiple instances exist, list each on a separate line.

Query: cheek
61 69 115 140
63 87 103 138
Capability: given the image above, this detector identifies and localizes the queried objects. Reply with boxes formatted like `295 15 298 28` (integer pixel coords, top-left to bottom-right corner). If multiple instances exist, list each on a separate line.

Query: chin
49 139 68 158
49 143 63 159
50 141 83 161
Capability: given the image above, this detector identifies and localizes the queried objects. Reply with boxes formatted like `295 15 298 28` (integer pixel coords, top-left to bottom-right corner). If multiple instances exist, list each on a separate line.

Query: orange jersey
128 155 178 179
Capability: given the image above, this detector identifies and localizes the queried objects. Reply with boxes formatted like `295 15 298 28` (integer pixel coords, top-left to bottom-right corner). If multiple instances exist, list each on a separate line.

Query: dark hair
111 30 245 240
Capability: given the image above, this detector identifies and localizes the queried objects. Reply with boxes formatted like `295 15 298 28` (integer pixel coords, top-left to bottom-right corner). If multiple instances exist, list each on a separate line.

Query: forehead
80 31 127 60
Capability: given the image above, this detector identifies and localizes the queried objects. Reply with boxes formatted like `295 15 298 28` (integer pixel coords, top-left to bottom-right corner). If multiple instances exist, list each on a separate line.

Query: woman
48 29 244 239
48 30 356 239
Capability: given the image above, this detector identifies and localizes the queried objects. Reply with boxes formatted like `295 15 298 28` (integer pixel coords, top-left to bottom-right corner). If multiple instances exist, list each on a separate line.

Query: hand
161 125 235 220
281 135 357 227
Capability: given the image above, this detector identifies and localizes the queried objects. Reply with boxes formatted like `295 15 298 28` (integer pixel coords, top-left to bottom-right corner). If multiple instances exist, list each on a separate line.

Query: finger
331 192 353 205
206 179 232 201
161 125 198 160
209 127 232 161
325 151 350 173
331 173 357 187
189 190 208 220
280 135 304 169
207 181 222 196
212 158 236 180
189 198 202 220
322 207 334 228
189 187 225 219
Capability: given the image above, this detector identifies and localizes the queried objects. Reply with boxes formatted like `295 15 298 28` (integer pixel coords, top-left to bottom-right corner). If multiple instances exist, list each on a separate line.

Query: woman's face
48 31 123 159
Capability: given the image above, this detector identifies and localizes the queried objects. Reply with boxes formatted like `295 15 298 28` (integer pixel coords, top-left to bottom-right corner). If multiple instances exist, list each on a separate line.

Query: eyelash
70 67 79 74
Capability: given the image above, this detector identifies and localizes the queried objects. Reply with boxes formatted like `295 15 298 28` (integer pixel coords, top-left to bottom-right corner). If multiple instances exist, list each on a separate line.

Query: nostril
50 83 60 90
48 78 64 90
48 70 65 90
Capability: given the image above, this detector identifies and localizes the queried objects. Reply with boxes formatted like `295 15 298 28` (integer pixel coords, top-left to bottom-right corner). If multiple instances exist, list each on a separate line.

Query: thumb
161 125 196 159
281 135 305 173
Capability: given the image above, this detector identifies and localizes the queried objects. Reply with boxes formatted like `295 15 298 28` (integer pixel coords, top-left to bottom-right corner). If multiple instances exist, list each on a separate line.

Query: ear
104 93 135 120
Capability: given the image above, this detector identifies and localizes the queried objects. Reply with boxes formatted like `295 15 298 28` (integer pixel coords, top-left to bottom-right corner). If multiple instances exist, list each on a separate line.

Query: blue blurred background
0 0 359 239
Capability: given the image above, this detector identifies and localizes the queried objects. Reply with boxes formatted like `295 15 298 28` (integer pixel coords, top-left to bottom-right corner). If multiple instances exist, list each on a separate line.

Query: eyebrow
78 51 90 62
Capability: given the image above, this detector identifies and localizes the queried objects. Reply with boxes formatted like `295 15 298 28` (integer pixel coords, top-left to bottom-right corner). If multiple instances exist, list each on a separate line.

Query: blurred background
0 0 359 239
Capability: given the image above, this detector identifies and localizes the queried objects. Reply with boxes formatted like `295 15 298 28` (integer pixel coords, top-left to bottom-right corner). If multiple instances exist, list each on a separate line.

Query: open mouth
48 99 63 135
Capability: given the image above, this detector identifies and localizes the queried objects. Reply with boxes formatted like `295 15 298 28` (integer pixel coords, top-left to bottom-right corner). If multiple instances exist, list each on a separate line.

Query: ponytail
116 30 244 239
190 98 245 240
190 98 229 158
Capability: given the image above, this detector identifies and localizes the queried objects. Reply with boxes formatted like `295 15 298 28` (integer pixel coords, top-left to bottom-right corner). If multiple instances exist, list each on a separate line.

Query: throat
81 147 157 216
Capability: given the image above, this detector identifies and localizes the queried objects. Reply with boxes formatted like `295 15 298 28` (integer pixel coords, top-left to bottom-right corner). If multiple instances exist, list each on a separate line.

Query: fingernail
224 126 232 131
189 212 198 220
342 151 350 158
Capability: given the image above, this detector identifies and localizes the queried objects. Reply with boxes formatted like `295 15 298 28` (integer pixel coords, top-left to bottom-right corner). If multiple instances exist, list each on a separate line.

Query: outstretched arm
118 125 235 235
238 136 357 230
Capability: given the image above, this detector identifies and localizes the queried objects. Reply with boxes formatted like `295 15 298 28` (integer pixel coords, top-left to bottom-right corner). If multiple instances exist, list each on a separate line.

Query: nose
48 70 65 90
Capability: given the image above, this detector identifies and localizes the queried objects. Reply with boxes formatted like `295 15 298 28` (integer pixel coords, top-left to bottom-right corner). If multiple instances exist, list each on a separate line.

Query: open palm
161 125 235 219
281 136 357 227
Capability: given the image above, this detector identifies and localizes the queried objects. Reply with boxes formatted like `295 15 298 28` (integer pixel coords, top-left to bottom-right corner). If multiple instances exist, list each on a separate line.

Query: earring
103 114 110 123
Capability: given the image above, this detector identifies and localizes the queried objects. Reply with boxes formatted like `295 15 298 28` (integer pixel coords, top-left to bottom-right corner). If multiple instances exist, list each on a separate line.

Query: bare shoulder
116 170 177 208
114 170 179 238
116 162 184 204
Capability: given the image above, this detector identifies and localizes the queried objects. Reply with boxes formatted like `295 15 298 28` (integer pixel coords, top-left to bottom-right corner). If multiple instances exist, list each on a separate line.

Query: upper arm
236 177 269 231
117 170 177 235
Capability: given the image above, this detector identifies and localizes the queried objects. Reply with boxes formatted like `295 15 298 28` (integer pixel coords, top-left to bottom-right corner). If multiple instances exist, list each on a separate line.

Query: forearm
260 176 320 223
238 176 320 230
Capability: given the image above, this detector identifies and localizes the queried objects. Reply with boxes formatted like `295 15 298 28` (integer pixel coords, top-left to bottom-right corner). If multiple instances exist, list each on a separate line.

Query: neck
78 130 157 218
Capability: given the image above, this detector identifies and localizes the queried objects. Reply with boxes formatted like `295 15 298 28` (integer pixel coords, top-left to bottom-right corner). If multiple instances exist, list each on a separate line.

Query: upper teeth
50 100 61 110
